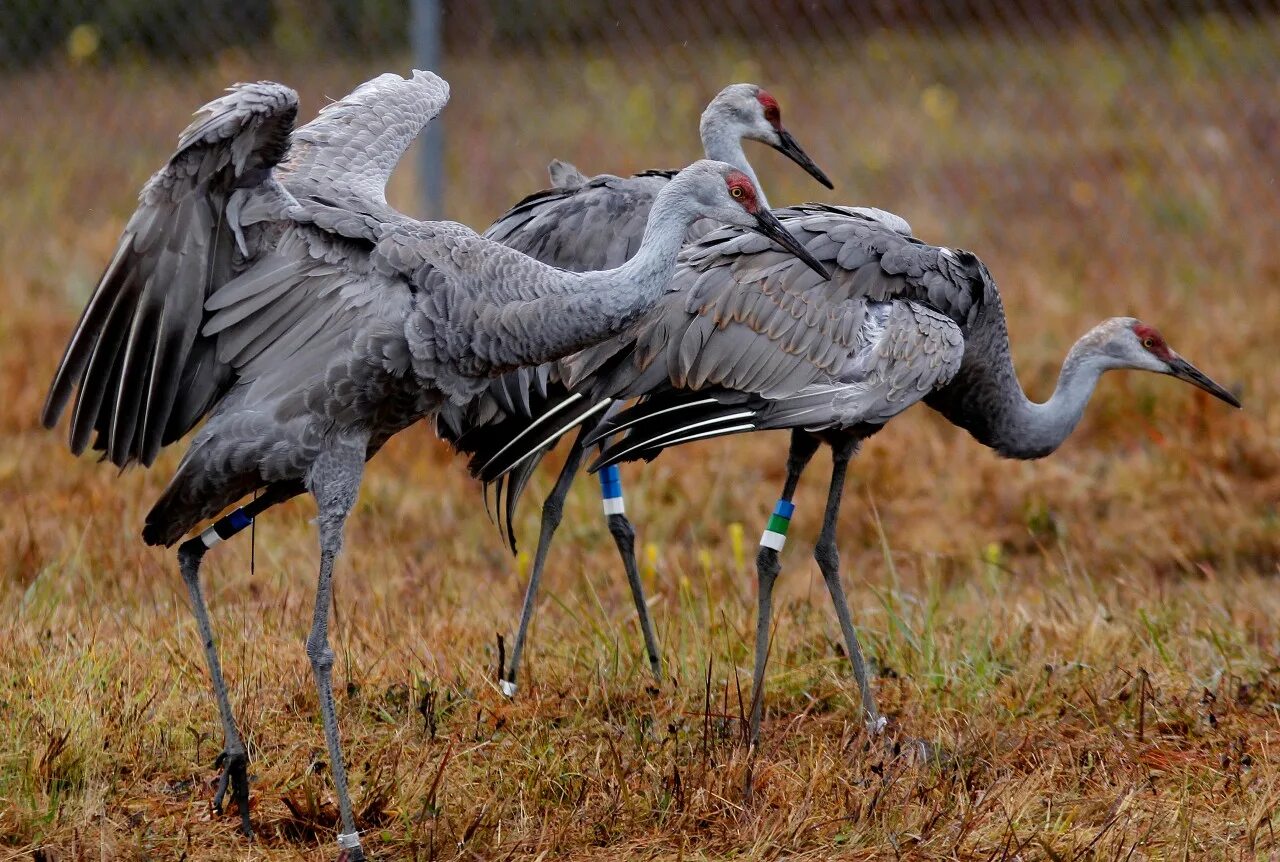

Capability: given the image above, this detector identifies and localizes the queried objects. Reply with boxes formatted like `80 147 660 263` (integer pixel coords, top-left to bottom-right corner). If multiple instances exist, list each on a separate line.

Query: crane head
723 166 830 280
702 84 834 190
1099 318 1240 408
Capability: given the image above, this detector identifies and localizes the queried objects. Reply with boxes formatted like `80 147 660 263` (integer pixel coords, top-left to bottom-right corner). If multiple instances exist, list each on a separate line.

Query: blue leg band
598 464 625 516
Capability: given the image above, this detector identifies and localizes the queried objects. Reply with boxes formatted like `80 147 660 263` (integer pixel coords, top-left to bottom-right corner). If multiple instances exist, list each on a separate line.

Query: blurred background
3 1 1277 278
1 0 1277 580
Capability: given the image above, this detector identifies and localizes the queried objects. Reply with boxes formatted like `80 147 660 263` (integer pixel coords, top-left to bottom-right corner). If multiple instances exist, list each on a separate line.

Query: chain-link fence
2 1 1277 289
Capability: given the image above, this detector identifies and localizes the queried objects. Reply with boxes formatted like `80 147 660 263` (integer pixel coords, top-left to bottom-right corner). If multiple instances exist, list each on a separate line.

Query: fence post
411 0 444 219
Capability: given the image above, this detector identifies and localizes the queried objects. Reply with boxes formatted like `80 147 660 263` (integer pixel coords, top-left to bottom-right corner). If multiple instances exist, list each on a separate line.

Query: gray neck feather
494 175 701 368
997 343 1107 459
929 296 1108 460
699 117 769 210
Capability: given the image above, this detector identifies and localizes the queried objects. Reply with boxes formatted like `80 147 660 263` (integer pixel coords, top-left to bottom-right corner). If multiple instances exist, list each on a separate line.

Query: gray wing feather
547 159 588 189
483 171 673 272
592 301 964 466
45 71 454 471
570 203 988 409
279 70 449 218
42 81 299 467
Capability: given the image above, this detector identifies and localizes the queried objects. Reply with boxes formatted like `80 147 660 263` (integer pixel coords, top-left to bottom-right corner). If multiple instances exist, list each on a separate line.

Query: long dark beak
753 208 830 279
771 128 834 190
1166 356 1241 408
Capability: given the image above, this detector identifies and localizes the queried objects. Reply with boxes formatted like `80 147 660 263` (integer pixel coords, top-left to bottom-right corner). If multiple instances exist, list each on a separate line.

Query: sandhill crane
471 204 1240 745
39 70 828 858
447 83 832 695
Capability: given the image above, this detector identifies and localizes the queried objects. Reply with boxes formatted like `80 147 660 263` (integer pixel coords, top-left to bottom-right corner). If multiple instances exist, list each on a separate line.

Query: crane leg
603 475 662 686
748 431 820 747
814 439 884 736
503 425 591 697
176 485 292 838
304 440 367 861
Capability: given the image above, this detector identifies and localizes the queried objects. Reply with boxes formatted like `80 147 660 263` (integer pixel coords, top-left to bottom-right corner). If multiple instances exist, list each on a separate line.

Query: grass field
1 18 1279 861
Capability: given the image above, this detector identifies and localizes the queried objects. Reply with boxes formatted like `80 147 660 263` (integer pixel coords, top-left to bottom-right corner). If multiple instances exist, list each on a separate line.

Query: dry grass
1 20 1279 862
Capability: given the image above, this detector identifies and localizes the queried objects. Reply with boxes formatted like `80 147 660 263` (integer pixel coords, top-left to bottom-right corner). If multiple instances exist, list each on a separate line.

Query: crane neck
927 296 1113 460
699 122 769 210
608 172 705 294
455 172 708 375
995 342 1109 459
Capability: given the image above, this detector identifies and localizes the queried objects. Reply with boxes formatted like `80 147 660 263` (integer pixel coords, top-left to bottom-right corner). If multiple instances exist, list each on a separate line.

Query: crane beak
1165 355 1241 408
771 129 834 190
752 209 831 280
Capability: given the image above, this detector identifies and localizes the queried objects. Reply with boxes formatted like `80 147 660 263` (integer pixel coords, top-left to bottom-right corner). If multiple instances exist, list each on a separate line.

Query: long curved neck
700 119 769 209
480 177 702 370
928 298 1110 460
608 177 702 296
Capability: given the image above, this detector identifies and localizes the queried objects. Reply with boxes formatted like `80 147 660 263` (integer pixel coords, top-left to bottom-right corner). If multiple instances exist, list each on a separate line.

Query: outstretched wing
41 81 299 467
197 70 457 421
280 69 449 221
44 71 451 470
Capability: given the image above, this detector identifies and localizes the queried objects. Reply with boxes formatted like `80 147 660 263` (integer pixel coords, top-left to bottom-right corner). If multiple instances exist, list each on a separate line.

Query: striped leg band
759 499 795 551
198 507 255 549
337 831 362 850
598 464 625 516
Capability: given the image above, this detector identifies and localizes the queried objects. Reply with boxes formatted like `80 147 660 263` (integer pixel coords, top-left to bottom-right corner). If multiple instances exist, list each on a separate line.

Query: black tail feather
588 390 761 471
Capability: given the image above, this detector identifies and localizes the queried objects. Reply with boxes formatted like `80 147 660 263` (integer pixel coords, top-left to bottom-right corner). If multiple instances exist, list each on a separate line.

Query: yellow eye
731 186 744 198
1142 338 1154 349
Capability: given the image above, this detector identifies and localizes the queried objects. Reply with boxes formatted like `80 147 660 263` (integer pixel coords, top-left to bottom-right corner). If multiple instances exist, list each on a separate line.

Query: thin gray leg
179 540 253 838
502 426 590 696
748 431 820 747
593 406 662 682
305 441 367 861
814 437 883 734
174 489 290 838
606 509 662 684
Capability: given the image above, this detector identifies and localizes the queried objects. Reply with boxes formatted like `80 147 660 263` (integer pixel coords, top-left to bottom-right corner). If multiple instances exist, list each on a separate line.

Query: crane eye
1142 337 1154 349
731 185 744 199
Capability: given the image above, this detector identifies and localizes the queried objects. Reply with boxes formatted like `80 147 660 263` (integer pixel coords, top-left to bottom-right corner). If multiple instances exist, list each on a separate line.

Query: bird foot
890 735 942 767
855 715 941 767
499 679 518 698
876 727 945 768
212 748 253 838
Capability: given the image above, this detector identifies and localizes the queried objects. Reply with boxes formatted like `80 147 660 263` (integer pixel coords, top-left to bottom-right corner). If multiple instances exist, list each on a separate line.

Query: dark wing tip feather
588 391 762 470
43 79 300 467
498 450 544 553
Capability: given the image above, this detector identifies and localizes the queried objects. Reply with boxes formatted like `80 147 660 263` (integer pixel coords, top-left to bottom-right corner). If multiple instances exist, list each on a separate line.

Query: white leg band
200 526 222 549
759 530 787 551
602 497 626 516
337 831 362 850
499 679 518 698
